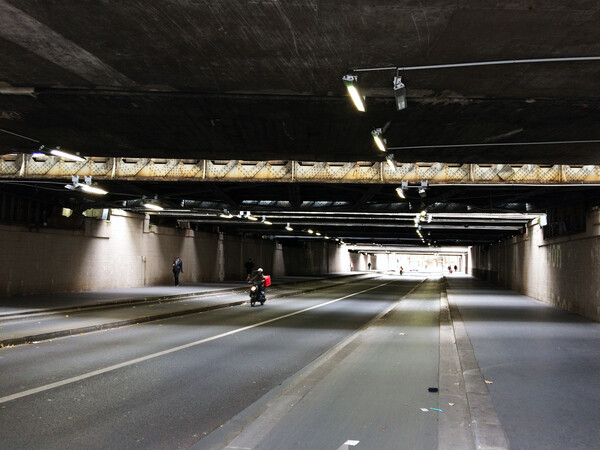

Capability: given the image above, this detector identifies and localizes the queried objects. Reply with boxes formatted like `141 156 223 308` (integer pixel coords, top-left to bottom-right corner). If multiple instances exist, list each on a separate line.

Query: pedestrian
244 258 254 281
368 262 371 270
172 256 183 286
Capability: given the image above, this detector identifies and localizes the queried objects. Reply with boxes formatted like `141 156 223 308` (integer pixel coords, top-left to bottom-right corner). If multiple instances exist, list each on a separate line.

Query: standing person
244 258 254 281
368 262 371 270
172 256 183 286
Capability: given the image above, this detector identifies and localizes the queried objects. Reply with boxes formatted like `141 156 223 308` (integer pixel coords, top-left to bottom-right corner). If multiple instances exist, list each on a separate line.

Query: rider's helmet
257 268 263 272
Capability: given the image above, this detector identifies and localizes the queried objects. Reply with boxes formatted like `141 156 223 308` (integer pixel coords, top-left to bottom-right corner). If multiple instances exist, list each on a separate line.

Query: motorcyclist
248 268 266 301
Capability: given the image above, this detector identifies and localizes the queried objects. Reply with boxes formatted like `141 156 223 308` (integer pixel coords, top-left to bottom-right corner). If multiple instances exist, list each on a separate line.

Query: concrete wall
281 240 348 276
470 208 600 322
0 210 349 297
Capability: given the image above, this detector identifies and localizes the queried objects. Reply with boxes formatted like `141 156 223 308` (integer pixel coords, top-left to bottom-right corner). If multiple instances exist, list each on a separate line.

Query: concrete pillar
216 232 225 281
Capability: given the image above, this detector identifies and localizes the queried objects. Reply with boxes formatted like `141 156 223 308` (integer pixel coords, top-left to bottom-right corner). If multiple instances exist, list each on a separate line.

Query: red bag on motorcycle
264 275 271 287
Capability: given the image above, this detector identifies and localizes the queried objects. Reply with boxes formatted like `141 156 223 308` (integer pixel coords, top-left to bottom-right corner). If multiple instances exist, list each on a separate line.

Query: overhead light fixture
395 181 408 199
49 146 85 162
262 216 273 225
143 202 164 211
347 57 600 114
80 184 108 195
342 74 366 112
307 229 314 234
316 232 322 236
418 180 428 198
385 154 395 170
65 175 107 195
372 128 386 151
246 212 258 221
220 210 233 219
393 75 407 111
285 223 293 231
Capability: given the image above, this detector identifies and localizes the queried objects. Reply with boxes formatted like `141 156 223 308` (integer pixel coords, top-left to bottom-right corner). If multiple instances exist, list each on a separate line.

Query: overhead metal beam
3 155 600 185
354 185 382 210
205 183 239 209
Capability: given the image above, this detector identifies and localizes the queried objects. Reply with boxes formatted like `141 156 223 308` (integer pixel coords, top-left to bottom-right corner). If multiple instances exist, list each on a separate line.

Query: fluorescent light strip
79 184 107 195
144 203 164 211
49 149 85 162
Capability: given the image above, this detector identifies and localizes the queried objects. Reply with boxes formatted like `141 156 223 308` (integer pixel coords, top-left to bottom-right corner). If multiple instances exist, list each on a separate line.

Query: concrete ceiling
1 1 599 247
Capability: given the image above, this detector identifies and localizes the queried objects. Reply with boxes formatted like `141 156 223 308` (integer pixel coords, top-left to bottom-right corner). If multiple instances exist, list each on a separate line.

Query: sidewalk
0 273 369 347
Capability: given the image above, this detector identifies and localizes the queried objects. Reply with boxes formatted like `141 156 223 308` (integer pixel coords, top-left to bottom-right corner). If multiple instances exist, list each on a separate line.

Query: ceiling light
220 210 233 219
393 75 406 111
285 223 293 231
64 175 107 195
246 213 258 221
342 74 366 112
307 229 314 234
262 216 273 225
143 202 164 211
372 128 386 151
395 187 405 199
385 154 395 170
80 184 107 195
49 147 85 162
316 232 322 236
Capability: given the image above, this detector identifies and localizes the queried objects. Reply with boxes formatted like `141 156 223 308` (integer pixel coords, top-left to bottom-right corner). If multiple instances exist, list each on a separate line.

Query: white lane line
336 440 360 449
0 281 393 405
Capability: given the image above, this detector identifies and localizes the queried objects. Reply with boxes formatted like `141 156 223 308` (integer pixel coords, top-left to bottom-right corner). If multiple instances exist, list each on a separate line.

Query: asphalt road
214 274 442 450
0 275 423 449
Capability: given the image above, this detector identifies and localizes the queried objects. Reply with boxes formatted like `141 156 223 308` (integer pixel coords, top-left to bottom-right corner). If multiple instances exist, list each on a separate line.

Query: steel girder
2 154 600 184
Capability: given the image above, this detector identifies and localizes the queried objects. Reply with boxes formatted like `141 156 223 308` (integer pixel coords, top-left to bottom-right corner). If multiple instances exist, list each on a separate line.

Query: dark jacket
249 270 265 286
173 259 183 273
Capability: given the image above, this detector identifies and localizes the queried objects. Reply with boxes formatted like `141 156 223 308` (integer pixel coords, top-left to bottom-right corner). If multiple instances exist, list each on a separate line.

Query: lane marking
0 281 394 405
337 440 360 449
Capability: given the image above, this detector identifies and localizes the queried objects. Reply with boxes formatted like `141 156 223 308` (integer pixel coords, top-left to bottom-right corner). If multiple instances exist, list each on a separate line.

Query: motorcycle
249 283 266 306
